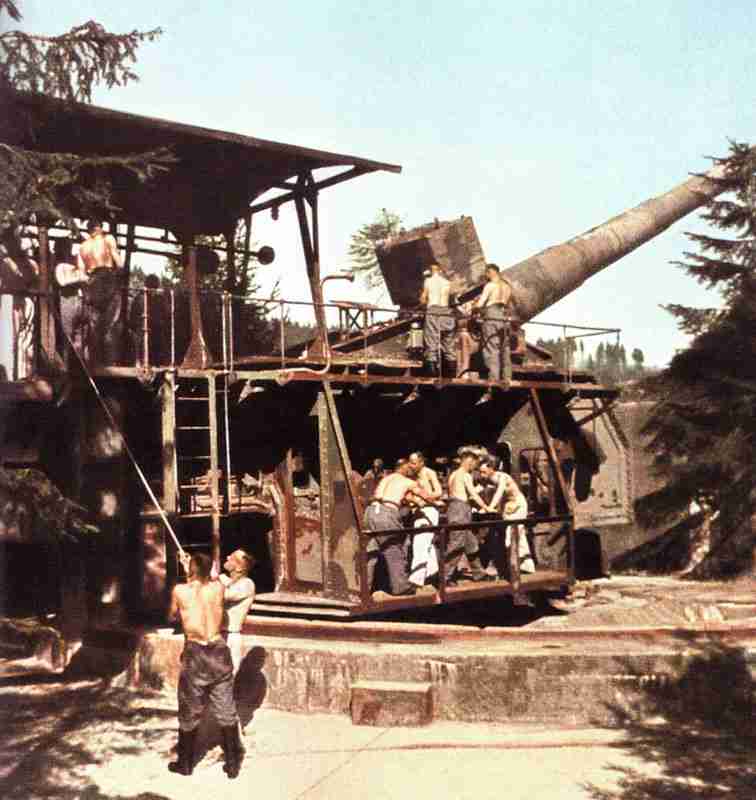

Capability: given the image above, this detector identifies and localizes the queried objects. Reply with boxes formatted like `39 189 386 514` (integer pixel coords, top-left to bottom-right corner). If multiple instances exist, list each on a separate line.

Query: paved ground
0 664 657 800
1 575 754 799
531 574 756 629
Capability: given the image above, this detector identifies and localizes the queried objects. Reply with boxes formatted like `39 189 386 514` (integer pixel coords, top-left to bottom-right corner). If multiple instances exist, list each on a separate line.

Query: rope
51 301 186 557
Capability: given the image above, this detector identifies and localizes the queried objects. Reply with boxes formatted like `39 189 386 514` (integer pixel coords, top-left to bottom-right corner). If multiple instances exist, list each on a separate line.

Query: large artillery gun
369 161 730 327
0 88 736 619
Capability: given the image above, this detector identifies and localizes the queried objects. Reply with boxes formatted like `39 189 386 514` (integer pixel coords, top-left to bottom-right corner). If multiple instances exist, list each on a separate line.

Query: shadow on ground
367 593 563 628
0 663 178 800
194 645 268 763
585 635 756 799
0 637 269 800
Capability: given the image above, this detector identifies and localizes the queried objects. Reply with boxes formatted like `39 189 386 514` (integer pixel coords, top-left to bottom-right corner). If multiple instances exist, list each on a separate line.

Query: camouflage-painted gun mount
376 163 730 318
375 216 487 307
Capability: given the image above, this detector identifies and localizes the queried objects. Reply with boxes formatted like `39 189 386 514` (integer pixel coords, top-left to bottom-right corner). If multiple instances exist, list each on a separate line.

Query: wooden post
181 243 215 368
294 181 327 356
207 373 221 567
122 224 135 364
529 388 576 581
161 371 177 514
225 225 236 292
36 226 55 365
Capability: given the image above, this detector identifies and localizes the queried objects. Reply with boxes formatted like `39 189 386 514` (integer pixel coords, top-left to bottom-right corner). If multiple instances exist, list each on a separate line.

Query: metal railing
355 510 574 604
0 283 622 385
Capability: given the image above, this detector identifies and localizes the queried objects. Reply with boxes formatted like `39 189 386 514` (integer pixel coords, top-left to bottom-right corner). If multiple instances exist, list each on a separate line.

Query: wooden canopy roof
2 88 401 236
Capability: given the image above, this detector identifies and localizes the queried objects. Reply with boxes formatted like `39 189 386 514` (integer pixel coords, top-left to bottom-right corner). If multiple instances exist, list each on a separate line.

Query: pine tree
639 141 756 576
631 347 645 374
0 1 167 618
348 208 403 292
0 1 170 232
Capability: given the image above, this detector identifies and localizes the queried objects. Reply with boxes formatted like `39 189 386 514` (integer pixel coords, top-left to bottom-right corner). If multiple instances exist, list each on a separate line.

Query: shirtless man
446 452 494 581
473 263 512 402
169 552 243 779
479 459 535 576
364 460 430 596
419 263 456 378
218 549 256 674
407 452 442 587
77 220 124 364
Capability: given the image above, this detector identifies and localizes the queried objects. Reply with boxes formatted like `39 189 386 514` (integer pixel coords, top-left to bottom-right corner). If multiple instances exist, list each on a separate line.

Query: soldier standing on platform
473 263 512 404
420 263 456 377
77 220 124 364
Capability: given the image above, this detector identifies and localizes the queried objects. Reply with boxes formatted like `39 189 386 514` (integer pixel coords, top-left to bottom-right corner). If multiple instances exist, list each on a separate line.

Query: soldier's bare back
173 580 225 644
77 231 123 272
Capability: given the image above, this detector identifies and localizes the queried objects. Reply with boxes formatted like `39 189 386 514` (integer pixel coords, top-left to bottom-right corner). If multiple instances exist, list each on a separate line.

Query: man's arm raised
168 586 180 621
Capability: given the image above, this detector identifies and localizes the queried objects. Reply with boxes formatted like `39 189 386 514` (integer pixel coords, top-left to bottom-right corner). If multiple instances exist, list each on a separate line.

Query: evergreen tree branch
0 21 163 102
0 1 21 22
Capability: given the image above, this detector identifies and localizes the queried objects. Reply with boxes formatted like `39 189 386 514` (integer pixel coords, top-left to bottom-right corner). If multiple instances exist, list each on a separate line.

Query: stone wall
133 630 716 726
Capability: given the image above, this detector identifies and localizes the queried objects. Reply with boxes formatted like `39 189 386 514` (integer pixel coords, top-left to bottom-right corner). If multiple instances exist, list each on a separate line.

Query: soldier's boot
466 553 489 582
221 724 243 779
168 728 196 776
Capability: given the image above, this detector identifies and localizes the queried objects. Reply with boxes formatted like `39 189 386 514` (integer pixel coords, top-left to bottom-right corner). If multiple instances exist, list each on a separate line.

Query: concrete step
350 680 433 727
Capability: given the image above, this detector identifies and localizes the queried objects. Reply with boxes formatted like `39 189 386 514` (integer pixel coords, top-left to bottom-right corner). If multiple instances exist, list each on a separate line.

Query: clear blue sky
12 1 756 365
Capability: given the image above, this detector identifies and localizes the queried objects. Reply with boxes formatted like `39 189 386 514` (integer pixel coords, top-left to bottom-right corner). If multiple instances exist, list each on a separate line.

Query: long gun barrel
502 162 729 321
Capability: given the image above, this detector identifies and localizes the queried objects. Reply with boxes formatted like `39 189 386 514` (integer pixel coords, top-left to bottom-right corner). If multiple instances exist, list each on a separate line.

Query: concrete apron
130 623 756 726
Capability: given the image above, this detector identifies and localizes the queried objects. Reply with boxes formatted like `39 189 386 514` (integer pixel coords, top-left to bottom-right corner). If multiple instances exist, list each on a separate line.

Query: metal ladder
172 373 231 564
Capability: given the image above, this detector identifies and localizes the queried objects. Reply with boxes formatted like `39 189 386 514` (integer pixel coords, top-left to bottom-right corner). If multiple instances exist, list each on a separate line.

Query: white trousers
503 497 535 574
409 506 440 586
224 631 243 675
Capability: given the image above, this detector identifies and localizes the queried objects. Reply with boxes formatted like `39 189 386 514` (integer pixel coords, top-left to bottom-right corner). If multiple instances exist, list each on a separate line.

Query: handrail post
438 527 447 602
363 308 368 378
221 290 228 371
170 288 176 369
229 293 235 372
502 317 512 388
279 300 285 368
141 286 150 369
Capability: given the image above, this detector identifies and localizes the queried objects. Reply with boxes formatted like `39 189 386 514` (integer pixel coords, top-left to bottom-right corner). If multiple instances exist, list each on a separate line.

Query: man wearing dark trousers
420 263 456 377
364 461 431 596
77 220 124 364
473 263 512 403
168 552 243 779
446 452 495 581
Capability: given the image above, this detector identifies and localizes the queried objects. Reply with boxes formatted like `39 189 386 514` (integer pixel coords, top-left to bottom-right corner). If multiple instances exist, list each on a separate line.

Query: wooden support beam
249 166 367 216
36 226 55 362
208 373 221 567
161 371 177 514
575 397 615 427
529 388 576 580
181 244 215 368
294 183 327 354
225 225 236 292
322 380 361 525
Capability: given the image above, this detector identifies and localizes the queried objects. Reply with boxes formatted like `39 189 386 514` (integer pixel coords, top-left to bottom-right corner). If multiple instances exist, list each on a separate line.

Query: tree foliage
0 16 162 103
536 336 636 385
0 2 170 232
0 467 97 544
129 219 280 355
638 141 756 576
348 208 403 291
